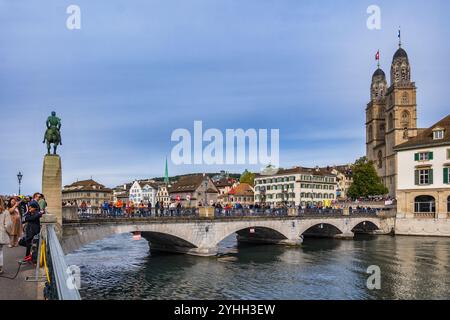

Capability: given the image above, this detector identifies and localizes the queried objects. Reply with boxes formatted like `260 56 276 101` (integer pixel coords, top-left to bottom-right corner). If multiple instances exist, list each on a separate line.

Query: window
433 130 444 140
401 92 409 104
401 110 410 127
388 113 394 130
378 150 383 169
444 167 450 184
368 125 373 141
448 149 450 160
414 195 435 213
415 169 433 185
415 152 433 161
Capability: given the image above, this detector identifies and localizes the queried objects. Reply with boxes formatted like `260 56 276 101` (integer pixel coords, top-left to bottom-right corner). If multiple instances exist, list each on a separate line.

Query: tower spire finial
398 26 402 47
376 49 380 68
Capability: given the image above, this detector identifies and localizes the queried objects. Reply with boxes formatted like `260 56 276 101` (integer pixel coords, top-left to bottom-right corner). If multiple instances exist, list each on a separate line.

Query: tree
240 169 255 185
347 157 388 199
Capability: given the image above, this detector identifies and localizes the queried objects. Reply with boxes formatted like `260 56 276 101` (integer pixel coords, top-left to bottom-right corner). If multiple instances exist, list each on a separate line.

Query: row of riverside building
61 166 354 208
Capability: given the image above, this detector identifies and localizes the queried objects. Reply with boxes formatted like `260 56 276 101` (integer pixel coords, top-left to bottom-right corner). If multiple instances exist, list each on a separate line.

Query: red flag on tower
375 50 380 61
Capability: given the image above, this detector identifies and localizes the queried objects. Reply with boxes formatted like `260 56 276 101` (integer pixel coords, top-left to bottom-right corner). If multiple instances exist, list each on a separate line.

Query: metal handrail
45 224 81 300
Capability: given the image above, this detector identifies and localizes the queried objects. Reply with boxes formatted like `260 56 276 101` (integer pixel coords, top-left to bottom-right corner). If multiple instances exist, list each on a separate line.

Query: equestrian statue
43 111 62 155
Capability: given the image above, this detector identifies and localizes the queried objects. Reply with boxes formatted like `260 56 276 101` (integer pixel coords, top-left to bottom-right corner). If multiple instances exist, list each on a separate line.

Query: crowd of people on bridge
0 193 47 274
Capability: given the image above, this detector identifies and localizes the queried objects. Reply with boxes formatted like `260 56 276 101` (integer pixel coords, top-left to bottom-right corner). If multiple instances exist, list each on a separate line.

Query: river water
65 233 450 300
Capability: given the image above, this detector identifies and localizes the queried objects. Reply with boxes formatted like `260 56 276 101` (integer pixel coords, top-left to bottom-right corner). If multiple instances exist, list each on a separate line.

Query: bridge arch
347 218 381 233
211 220 299 247
298 220 344 237
300 222 344 238
62 223 203 255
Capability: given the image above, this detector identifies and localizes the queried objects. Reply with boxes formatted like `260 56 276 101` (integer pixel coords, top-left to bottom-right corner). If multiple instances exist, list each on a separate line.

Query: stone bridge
61 214 395 256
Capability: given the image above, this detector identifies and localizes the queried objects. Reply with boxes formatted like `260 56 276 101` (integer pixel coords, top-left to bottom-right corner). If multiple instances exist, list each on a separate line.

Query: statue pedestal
198 206 215 218
42 155 62 226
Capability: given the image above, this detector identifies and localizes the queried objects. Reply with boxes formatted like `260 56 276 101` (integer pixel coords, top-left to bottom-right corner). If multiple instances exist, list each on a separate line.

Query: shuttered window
444 168 449 184
415 169 433 185
415 152 433 161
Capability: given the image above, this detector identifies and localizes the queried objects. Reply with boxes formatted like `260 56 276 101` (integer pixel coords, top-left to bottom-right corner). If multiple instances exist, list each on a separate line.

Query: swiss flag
375 50 380 61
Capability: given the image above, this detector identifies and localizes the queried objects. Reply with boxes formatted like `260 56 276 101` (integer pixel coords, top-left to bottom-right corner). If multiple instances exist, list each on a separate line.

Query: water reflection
65 233 450 300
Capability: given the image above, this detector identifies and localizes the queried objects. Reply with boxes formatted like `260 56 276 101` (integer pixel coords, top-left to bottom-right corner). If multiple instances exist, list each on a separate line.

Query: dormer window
433 129 444 140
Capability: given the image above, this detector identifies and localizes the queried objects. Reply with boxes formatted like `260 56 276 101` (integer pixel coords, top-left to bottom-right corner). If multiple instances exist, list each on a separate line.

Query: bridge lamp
17 171 23 195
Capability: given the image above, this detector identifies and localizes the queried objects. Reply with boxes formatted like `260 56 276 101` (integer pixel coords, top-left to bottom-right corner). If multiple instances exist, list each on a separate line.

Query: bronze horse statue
43 111 62 155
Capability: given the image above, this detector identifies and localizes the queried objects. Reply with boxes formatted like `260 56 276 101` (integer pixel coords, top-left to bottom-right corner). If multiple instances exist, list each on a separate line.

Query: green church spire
164 157 169 184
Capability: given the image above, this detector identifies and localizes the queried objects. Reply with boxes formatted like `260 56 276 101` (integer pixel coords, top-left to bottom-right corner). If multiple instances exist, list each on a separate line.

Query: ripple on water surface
65 233 450 300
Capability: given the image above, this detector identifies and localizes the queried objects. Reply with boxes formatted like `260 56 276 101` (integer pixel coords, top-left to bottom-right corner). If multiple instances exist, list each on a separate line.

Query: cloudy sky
0 0 449 194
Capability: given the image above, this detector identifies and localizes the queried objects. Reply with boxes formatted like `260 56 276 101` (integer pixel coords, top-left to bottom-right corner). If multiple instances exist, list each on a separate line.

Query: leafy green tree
240 169 255 185
347 157 388 199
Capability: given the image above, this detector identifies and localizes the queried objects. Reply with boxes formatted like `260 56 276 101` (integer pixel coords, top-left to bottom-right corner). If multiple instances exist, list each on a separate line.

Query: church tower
366 66 388 181
384 41 418 196
366 32 419 197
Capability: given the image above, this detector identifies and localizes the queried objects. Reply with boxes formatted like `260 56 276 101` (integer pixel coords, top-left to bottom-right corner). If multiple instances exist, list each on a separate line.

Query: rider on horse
43 111 62 154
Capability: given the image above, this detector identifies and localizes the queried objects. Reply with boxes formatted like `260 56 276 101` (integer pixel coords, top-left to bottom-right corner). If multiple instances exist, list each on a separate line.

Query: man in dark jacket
23 193 42 262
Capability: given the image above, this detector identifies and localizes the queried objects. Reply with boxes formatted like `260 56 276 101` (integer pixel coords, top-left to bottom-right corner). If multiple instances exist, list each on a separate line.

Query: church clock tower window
388 113 394 130
401 92 409 104
378 150 383 169
401 110 410 127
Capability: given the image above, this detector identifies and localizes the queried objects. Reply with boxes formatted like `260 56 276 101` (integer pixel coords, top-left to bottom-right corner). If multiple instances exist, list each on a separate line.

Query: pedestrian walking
0 198 11 274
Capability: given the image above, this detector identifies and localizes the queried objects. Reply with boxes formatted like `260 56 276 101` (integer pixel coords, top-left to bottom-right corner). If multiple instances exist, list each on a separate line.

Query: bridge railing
214 208 288 217
39 217 81 300
63 205 386 221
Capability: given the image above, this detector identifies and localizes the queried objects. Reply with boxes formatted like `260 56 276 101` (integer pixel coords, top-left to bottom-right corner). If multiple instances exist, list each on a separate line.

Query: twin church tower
366 38 418 197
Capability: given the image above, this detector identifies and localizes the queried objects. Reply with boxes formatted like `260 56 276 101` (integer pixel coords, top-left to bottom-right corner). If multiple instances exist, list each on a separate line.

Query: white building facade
129 180 158 205
254 167 337 207
395 115 450 236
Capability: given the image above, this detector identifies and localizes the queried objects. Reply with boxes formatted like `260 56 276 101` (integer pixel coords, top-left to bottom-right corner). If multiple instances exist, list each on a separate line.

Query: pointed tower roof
164 157 169 185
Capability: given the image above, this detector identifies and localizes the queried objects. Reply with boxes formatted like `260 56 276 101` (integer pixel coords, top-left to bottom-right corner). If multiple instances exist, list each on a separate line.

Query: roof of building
393 47 408 60
63 179 112 193
372 68 386 79
255 166 336 179
132 180 160 190
227 183 254 196
169 174 218 193
320 165 353 177
213 178 235 188
395 115 450 151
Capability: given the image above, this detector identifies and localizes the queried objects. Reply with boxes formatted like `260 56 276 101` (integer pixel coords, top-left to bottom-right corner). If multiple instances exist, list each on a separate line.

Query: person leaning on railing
22 193 43 263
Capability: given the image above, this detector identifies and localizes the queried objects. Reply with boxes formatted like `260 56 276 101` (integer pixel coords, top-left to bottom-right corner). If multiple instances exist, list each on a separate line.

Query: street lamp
17 171 23 195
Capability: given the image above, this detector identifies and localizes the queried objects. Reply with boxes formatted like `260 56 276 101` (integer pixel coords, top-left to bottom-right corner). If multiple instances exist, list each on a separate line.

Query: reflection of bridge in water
61 207 396 257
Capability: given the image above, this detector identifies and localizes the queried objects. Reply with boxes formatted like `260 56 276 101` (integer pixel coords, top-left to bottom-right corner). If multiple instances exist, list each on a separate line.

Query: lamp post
17 171 23 195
